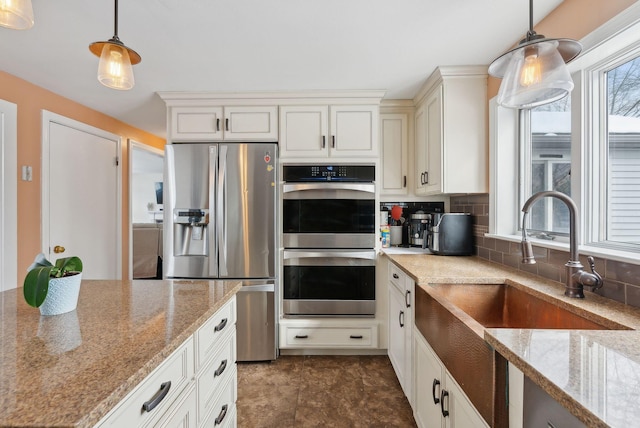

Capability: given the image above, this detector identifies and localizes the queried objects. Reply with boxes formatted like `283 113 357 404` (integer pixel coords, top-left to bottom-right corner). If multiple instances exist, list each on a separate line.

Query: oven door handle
283 183 375 194
283 250 376 260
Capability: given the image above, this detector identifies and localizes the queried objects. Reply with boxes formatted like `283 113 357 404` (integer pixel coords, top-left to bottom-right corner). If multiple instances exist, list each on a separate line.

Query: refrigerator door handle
209 146 218 277
218 145 228 276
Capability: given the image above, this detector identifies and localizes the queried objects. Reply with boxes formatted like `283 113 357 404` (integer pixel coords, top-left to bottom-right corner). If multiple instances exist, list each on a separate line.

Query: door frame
128 139 164 279
0 99 17 290
41 111 123 278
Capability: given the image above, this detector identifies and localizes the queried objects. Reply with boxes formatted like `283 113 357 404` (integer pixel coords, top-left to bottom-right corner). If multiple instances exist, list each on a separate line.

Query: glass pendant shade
97 42 135 90
0 0 34 30
496 40 574 109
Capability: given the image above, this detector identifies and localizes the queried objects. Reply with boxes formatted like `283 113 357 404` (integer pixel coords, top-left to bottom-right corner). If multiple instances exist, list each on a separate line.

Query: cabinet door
388 285 406 389
414 104 428 195
223 106 278 141
380 113 408 196
424 86 443 194
403 279 415 407
329 105 378 157
445 372 489 428
279 105 329 158
414 331 445 428
170 106 223 141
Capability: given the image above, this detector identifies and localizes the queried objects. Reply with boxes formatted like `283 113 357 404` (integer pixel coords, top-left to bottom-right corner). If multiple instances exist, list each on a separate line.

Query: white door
42 112 121 279
0 99 17 290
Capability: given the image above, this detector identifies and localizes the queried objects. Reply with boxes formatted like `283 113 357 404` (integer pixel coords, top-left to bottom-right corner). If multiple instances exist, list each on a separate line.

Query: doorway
0 99 17 290
129 140 164 279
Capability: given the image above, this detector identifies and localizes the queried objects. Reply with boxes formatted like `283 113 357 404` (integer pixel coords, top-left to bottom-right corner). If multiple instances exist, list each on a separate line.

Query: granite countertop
383 251 640 427
0 279 241 428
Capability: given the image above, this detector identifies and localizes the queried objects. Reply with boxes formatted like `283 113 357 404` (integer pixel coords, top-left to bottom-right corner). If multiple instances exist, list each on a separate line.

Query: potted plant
23 253 83 316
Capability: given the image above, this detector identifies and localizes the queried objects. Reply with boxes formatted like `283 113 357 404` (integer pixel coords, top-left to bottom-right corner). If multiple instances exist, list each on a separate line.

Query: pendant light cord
114 0 119 37
526 0 535 40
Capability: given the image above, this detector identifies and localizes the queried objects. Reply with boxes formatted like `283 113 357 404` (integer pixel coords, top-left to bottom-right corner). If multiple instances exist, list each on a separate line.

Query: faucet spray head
521 239 536 264
521 210 537 264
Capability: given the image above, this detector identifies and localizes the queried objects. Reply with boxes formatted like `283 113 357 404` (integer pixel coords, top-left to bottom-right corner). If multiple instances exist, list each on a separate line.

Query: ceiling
1 0 563 139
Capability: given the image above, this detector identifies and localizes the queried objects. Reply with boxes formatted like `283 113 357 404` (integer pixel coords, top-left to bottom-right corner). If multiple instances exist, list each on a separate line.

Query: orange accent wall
487 0 637 98
0 71 165 279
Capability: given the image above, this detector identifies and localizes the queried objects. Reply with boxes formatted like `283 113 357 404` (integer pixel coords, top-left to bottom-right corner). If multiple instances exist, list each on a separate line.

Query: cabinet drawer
153 384 197 428
196 297 236 369
201 367 238 428
197 332 236 426
282 326 377 348
389 263 406 292
97 337 194 428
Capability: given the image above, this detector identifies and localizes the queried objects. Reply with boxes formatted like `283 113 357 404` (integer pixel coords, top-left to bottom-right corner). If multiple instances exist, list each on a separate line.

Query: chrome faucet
521 191 603 298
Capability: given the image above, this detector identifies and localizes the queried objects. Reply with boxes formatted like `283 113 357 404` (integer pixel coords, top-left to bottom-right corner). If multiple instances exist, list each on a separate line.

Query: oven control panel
283 165 375 182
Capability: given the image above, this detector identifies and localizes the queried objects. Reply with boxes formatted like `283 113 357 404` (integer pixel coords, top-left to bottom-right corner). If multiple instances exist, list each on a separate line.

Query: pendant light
488 0 581 109
89 0 141 90
0 0 34 30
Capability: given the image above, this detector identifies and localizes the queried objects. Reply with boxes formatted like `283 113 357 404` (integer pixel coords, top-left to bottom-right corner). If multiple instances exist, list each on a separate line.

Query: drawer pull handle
214 318 228 332
405 290 411 308
399 310 405 328
440 389 450 417
350 335 363 339
295 334 308 339
393 273 399 279
214 359 228 377
322 136 326 149
332 135 336 148
432 379 441 404
214 404 229 425
142 381 171 413
225 118 229 131
216 118 220 131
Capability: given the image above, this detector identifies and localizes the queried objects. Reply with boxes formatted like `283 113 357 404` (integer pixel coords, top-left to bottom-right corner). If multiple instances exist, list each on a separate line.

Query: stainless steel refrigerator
164 142 277 361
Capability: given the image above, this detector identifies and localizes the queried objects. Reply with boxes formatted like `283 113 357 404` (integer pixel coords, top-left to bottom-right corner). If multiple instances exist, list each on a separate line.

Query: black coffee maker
409 212 431 247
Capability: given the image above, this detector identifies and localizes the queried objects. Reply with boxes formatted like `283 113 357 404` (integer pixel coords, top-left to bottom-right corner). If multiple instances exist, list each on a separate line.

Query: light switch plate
21 165 32 181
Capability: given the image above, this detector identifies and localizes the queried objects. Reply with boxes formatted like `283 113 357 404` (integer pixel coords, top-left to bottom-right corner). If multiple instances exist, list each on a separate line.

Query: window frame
489 3 640 264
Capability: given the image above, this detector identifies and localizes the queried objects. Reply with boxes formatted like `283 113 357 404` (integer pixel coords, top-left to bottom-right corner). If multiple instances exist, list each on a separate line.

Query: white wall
132 173 162 223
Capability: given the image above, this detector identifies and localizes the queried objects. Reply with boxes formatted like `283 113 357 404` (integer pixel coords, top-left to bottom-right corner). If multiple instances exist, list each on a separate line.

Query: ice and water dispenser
172 209 209 256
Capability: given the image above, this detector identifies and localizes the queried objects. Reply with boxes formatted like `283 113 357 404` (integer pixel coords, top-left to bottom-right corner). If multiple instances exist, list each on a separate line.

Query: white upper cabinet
169 106 277 142
380 112 409 196
279 104 379 159
413 66 488 195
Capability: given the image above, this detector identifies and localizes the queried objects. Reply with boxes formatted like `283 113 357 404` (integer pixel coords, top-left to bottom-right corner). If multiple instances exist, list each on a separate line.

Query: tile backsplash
450 194 640 308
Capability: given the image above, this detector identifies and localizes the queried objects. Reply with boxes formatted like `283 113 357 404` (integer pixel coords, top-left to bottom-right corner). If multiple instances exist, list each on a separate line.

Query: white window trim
489 3 640 265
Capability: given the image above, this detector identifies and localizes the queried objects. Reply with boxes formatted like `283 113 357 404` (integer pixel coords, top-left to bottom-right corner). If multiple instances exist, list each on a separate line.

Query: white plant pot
39 273 82 316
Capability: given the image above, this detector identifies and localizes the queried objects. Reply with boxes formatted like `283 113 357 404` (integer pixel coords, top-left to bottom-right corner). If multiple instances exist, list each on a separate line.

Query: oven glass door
283 250 375 316
283 183 375 248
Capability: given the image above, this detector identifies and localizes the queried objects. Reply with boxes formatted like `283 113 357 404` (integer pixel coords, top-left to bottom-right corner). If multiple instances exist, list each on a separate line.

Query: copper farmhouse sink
414 283 627 428
428 282 619 330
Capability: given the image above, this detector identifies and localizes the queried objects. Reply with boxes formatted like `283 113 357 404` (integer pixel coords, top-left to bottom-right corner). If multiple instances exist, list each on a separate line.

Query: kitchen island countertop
0 279 241 428
383 252 640 427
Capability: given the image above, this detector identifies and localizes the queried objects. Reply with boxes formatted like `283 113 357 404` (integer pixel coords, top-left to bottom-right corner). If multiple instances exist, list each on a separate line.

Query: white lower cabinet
387 262 414 406
96 296 237 428
414 329 487 428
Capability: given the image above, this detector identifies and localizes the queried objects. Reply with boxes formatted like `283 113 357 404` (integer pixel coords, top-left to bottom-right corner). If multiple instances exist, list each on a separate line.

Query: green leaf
23 266 54 307
55 256 83 276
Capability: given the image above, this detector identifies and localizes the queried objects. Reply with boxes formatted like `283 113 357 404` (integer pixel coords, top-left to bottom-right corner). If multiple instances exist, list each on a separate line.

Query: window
605 56 640 247
490 5 640 262
521 98 572 236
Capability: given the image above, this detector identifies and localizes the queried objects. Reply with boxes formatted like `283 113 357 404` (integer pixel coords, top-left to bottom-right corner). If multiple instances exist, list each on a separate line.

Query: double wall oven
282 165 376 317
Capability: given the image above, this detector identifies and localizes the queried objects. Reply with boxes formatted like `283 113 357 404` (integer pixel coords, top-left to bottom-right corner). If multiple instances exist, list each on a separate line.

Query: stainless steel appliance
282 164 376 316
409 212 431 247
164 142 278 361
428 213 474 255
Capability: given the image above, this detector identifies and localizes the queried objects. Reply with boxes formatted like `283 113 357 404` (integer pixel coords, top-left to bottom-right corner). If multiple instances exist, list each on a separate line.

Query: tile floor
237 355 417 427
